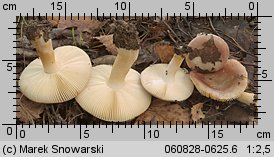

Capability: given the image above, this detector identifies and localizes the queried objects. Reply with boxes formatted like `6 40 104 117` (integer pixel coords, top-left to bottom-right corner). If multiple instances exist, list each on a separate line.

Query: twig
225 34 247 52
220 16 226 24
204 112 223 119
239 61 257 66
68 113 84 124
224 34 257 58
167 30 178 45
161 19 182 44
138 23 149 42
251 25 258 34
221 103 235 112
208 17 220 36
183 17 192 33
50 105 65 123
177 21 192 39
139 32 148 42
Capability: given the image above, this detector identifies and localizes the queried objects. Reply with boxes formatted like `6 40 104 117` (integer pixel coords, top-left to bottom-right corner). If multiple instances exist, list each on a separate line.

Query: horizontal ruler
0 123 271 141
0 0 272 16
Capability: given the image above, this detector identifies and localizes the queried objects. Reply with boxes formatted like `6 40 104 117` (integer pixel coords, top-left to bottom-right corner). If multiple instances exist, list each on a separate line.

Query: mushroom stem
165 54 184 80
107 48 139 89
237 92 257 106
32 36 57 73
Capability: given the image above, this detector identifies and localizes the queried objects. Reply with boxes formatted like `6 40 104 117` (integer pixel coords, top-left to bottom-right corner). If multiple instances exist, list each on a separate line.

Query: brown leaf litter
16 93 45 123
94 35 118 55
135 99 191 125
153 42 175 63
49 16 103 34
191 103 205 123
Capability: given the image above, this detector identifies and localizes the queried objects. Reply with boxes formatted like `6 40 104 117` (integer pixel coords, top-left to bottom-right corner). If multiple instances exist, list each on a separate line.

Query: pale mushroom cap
19 46 91 103
186 33 229 72
75 65 151 122
141 64 194 101
190 59 248 101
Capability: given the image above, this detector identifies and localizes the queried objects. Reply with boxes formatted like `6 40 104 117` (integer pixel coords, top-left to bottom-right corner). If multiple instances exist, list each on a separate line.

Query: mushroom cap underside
75 65 151 122
141 64 194 101
19 46 91 103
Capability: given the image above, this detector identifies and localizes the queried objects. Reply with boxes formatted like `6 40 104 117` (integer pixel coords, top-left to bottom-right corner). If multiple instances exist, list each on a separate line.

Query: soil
16 16 258 125
112 20 139 50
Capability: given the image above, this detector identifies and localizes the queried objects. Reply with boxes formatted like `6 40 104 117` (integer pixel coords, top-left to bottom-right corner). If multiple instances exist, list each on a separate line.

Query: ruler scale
0 0 273 156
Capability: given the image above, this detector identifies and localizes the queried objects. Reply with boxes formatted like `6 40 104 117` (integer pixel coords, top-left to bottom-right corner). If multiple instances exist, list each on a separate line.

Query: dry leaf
92 55 116 66
16 93 45 123
223 105 254 123
47 16 60 27
57 16 103 34
95 35 118 55
148 25 166 38
135 99 191 124
191 103 205 122
153 42 175 63
134 110 166 124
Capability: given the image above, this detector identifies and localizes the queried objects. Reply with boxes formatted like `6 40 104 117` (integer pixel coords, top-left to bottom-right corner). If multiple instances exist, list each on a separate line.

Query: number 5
7 63 12 71
185 2 191 10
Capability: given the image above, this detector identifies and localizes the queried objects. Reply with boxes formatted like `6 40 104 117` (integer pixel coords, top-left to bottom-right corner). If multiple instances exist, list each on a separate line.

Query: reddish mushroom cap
186 33 229 72
190 59 248 101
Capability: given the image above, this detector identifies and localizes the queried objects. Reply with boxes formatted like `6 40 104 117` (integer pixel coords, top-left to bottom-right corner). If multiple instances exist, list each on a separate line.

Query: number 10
115 2 127 11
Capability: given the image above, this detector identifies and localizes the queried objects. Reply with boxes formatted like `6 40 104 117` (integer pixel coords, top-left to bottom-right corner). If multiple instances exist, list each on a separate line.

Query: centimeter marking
2 2 273 140
6 2 272 22
2 120 256 140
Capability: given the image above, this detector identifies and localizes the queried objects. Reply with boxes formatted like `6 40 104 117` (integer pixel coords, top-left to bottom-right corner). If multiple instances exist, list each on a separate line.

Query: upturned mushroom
184 33 257 105
190 59 248 101
185 33 229 72
19 31 91 103
76 21 151 122
141 54 194 101
190 59 257 105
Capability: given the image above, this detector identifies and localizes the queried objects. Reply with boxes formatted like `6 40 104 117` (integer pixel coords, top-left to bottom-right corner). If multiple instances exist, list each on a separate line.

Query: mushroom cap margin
141 64 194 101
190 59 248 101
75 65 152 122
19 46 92 103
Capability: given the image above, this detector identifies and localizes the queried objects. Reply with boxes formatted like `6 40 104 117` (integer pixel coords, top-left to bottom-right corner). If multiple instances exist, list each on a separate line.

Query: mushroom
75 21 151 122
185 33 229 72
185 33 257 106
19 33 91 103
190 59 248 101
141 54 194 101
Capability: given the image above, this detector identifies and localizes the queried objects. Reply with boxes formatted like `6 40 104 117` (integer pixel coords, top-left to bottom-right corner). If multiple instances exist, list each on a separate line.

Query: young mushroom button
76 21 151 122
186 33 229 72
141 54 194 101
